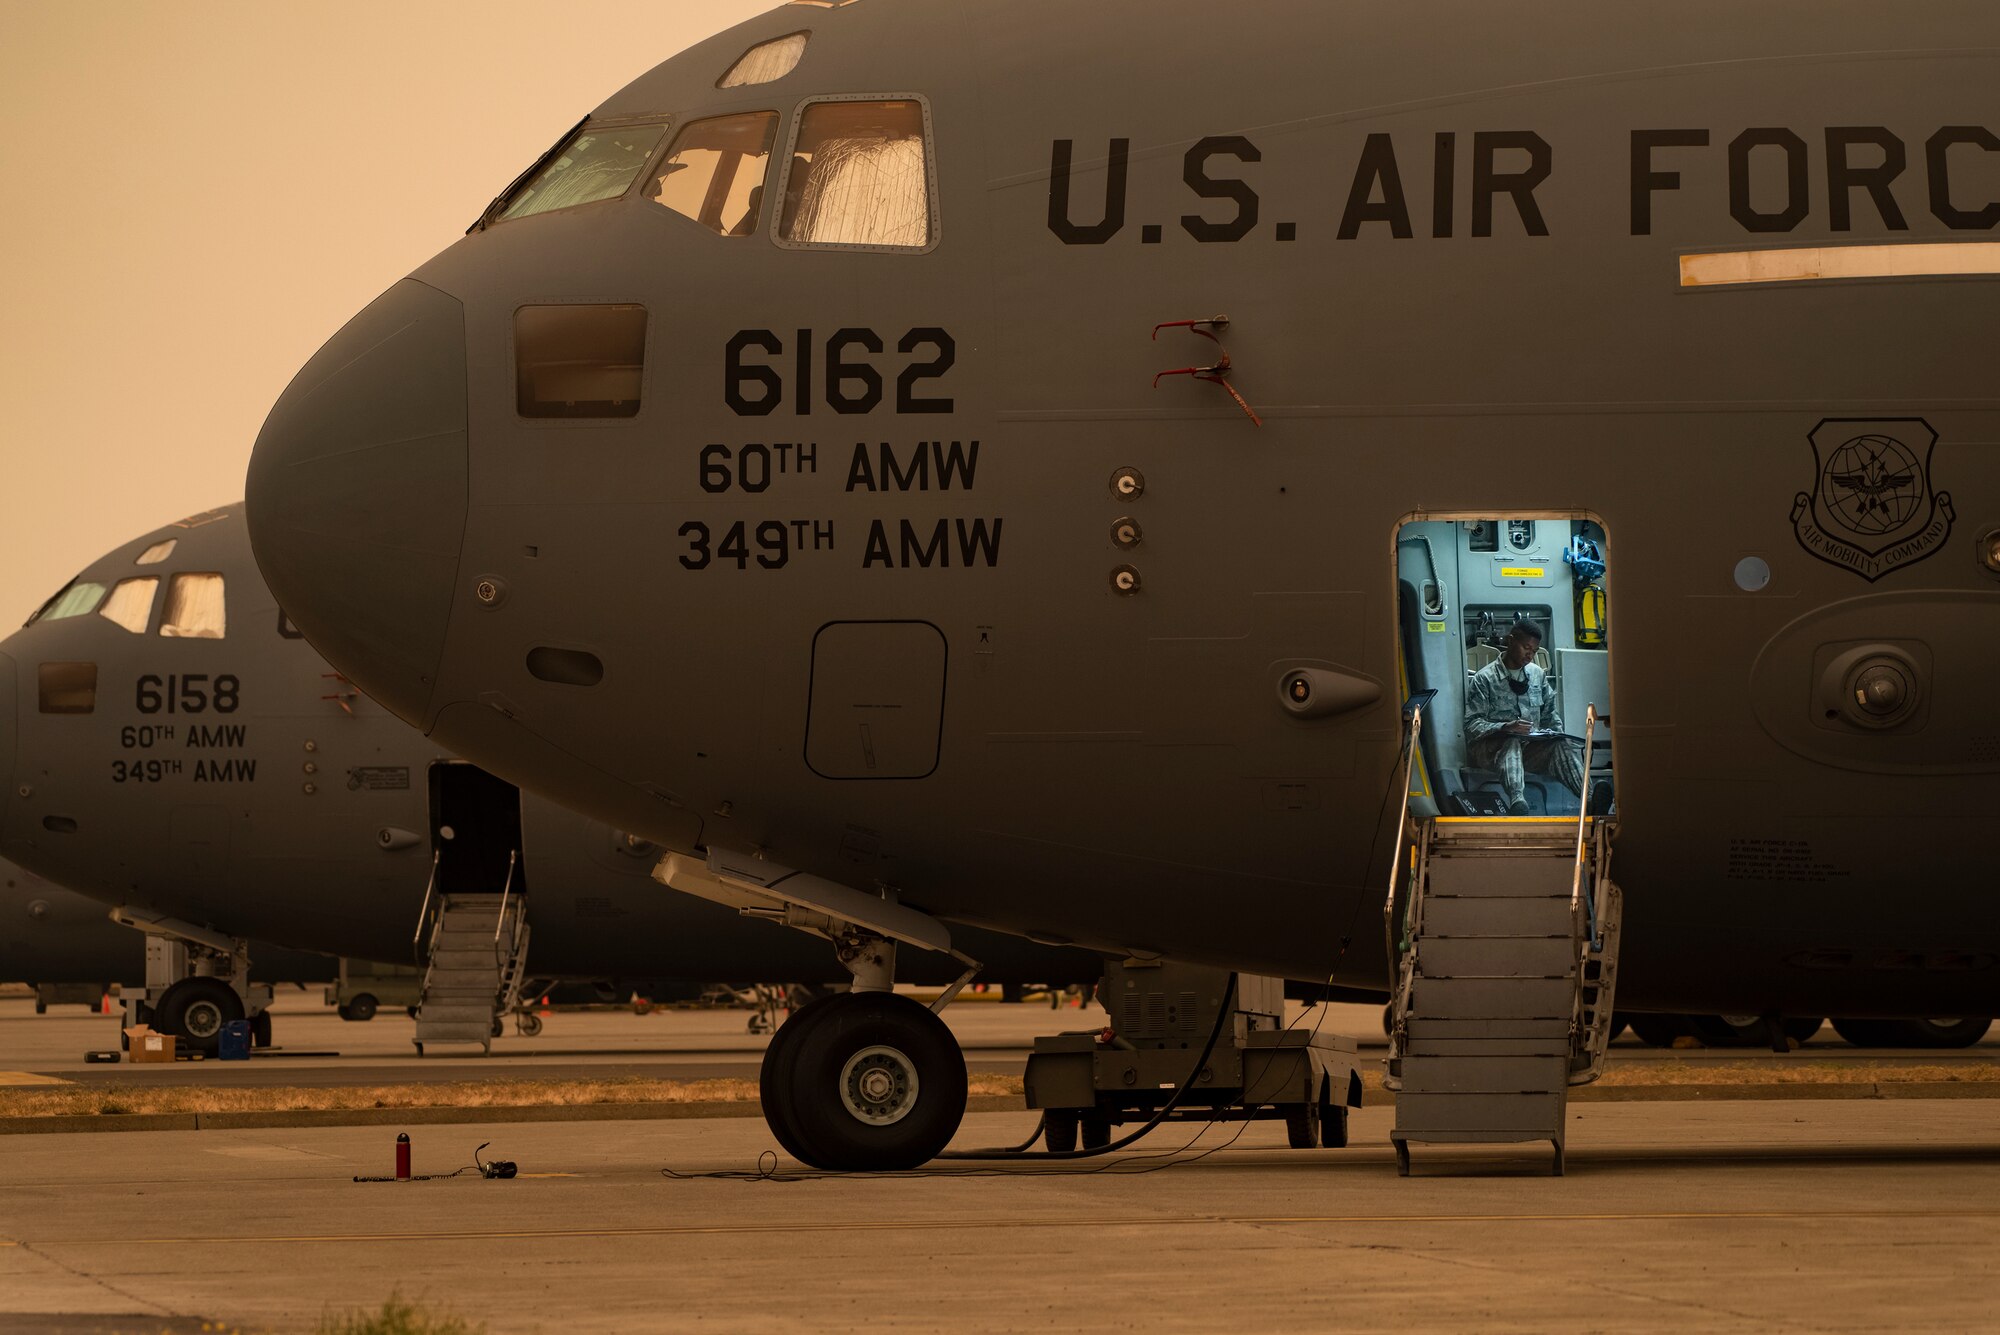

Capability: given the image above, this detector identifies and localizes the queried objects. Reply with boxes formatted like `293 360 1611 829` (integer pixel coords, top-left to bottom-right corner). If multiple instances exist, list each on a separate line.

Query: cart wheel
1284 1104 1319 1149
1079 1112 1111 1151
518 1012 544 1038
1044 1111 1079 1154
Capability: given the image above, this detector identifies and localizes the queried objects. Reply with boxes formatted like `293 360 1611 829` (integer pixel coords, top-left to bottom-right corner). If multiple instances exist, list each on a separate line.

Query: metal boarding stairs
411 850 531 1056
1383 703 1622 1176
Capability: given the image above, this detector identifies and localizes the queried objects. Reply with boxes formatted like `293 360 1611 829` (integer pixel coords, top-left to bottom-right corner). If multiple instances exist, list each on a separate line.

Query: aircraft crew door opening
1394 517 1614 819
428 762 527 898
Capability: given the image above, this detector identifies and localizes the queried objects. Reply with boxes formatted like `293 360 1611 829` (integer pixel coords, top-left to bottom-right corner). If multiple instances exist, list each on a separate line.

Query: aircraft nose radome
246 279 469 728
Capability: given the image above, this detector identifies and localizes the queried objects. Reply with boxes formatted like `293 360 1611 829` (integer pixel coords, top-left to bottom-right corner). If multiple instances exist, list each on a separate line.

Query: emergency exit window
650 113 778 236
718 32 808 88
38 661 96 715
780 98 933 250
160 573 226 639
514 305 649 418
98 578 157 634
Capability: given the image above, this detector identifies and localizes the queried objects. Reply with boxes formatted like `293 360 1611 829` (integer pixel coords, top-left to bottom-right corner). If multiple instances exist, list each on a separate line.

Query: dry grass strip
0 1073 1026 1120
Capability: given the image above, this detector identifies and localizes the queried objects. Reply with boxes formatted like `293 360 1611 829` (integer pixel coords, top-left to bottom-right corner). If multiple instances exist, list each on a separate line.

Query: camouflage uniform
1464 657 1585 812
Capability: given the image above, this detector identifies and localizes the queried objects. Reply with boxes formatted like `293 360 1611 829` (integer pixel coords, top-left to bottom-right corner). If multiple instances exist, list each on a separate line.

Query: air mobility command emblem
1792 418 1953 582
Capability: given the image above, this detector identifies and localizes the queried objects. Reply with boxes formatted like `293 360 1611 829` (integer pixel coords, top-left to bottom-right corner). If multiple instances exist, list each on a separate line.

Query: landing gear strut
656 850 980 1172
108 908 272 1057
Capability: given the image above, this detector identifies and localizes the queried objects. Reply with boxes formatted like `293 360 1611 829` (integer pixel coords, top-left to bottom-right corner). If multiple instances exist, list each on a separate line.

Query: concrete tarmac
2 1101 1998 1333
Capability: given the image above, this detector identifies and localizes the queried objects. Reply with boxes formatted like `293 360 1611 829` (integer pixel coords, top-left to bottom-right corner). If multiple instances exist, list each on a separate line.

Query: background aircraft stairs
412 857 529 1055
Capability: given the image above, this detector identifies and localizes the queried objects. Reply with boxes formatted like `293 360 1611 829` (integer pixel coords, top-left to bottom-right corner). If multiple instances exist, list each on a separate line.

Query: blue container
218 1018 252 1061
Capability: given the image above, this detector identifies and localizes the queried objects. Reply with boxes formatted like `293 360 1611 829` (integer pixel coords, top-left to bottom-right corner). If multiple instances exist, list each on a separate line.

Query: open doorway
1396 516 1613 818
428 762 527 896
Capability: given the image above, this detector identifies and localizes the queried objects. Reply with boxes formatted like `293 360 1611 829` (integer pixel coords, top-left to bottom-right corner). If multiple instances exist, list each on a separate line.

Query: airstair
411 851 530 1056
1383 703 1621 1175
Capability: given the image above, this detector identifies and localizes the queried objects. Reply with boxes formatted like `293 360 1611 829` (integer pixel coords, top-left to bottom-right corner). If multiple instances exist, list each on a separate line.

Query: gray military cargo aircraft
245 1 2000 1166
0 507 1092 1053
0 857 333 1011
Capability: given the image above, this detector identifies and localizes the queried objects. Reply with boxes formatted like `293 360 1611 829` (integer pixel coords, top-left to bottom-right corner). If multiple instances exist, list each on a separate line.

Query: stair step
1421 898 1574 937
1426 858 1574 897
1398 1054 1569 1095
1405 1037 1569 1058
1410 977 1575 1018
416 1002 495 1023
1394 1090 1566 1135
1417 937 1577 979
1406 1016 1572 1041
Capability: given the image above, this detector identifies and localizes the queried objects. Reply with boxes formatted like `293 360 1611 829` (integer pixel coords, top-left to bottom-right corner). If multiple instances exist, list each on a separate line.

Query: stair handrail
493 849 521 945
1382 696 1431 994
1569 704 1600 950
411 848 442 964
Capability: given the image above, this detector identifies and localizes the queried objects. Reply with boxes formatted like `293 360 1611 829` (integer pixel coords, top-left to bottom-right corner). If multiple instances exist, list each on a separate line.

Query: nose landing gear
762 990 968 1170
657 851 980 1172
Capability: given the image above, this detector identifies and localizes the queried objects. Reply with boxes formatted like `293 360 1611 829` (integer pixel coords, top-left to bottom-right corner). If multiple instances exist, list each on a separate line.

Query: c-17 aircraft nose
246 279 469 728
0 649 15 806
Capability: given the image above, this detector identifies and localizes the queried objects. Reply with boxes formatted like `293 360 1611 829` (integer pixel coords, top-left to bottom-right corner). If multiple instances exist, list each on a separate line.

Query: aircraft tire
251 1010 273 1048
1905 1017 1993 1048
758 994 840 1166
776 991 966 1172
1831 1018 1893 1047
1685 1015 1761 1047
153 977 243 1056
1836 1017 1991 1049
1626 1014 1684 1048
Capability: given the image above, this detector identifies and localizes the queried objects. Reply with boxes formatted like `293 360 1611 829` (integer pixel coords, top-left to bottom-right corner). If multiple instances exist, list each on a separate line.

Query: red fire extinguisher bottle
395 1133 411 1180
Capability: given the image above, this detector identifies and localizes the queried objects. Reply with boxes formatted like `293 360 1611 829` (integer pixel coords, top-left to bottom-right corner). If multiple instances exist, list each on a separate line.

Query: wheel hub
839 1045 919 1126
185 1001 224 1039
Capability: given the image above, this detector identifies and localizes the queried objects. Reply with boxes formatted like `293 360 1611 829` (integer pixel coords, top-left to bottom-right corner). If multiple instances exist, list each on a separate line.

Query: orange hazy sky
0 0 772 623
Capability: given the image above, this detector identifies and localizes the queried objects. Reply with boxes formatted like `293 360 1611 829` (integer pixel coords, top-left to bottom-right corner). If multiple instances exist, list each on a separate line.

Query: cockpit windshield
497 122 669 223
26 580 106 627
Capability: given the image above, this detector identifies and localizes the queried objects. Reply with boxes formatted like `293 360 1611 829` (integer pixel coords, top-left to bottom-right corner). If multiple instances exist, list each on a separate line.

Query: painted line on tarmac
0 1072 69 1087
30 1208 2000 1248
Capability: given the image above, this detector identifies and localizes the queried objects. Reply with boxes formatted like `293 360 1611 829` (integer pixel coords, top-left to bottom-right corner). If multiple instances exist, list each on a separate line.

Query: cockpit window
28 580 106 626
649 113 778 236
160 573 226 639
135 539 176 565
780 99 933 250
515 306 649 418
497 123 669 223
719 33 808 88
98 577 157 634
